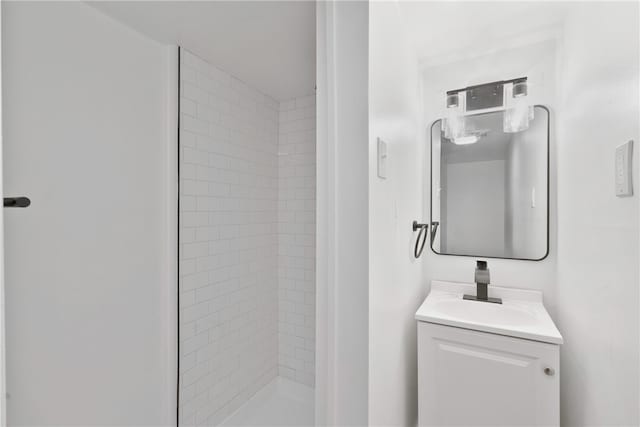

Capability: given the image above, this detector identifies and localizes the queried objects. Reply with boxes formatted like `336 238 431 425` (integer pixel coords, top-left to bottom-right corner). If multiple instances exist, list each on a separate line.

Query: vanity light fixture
443 77 533 137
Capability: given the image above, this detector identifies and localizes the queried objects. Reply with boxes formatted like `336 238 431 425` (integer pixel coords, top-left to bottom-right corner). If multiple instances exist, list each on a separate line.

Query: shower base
220 376 314 426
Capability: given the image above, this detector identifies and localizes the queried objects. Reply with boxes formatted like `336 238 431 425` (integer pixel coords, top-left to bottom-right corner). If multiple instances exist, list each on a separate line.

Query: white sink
431 299 537 327
415 281 563 344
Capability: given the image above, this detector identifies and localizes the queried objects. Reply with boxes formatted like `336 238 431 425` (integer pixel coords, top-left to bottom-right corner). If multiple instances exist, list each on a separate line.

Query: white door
418 322 560 426
2 3 173 424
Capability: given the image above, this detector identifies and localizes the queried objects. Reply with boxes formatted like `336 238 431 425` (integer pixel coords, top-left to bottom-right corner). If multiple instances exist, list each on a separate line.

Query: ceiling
90 1 316 101
397 1 570 67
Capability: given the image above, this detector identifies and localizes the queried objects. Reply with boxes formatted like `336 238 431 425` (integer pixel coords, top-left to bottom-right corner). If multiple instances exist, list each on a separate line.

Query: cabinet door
418 322 559 426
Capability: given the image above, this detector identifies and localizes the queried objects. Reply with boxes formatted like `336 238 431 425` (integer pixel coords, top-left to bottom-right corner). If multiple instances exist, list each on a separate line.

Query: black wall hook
413 221 428 258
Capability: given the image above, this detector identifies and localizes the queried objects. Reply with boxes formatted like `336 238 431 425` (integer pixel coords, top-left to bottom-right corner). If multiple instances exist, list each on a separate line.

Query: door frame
0 2 7 425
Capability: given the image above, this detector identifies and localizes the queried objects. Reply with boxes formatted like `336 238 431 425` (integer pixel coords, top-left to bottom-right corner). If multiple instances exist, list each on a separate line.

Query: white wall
556 3 639 425
2 2 174 424
315 1 369 425
178 48 280 426
277 95 316 387
368 2 423 426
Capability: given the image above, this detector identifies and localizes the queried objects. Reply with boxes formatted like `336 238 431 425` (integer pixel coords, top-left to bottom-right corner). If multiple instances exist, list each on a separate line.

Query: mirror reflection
430 106 549 260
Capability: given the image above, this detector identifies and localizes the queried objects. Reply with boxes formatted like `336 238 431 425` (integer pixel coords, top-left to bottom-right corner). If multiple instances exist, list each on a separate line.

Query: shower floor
220 377 314 427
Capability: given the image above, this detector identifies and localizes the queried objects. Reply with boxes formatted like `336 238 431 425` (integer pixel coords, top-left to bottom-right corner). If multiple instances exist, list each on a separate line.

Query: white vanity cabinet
418 322 559 426
416 281 563 427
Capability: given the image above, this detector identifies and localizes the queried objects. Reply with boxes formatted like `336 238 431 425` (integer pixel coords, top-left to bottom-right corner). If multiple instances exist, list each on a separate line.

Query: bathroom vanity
416 281 563 426
418 82 561 426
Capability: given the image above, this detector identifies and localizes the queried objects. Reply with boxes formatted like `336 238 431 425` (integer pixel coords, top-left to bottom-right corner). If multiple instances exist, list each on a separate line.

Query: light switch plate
377 138 388 179
615 140 633 197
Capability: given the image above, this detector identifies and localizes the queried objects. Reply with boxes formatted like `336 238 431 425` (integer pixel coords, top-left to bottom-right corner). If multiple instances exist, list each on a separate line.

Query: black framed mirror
430 105 550 260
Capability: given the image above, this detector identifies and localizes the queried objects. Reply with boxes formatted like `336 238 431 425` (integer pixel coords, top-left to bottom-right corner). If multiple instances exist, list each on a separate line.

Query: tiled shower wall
178 48 316 426
277 96 316 386
178 48 279 425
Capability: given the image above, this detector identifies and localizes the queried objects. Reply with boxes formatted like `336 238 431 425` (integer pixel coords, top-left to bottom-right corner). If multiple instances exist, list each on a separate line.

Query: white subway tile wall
179 48 279 426
178 48 316 426
277 96 316 386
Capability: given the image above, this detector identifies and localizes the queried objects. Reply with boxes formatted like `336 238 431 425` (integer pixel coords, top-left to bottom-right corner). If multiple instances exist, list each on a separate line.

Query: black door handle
4 197 31 208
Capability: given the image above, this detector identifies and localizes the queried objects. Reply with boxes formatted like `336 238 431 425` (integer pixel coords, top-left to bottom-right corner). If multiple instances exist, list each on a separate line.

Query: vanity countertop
415 280 563 345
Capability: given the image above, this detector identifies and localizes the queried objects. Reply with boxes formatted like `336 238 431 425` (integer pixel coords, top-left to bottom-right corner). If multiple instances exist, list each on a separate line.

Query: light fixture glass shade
443 90 466 139
446 93 459 108
512 81 528 98
503 82 533 133
503 104 534 133
443 114 466 140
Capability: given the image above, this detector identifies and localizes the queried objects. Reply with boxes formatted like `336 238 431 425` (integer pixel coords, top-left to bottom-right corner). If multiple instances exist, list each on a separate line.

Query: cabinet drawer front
418 322 559 427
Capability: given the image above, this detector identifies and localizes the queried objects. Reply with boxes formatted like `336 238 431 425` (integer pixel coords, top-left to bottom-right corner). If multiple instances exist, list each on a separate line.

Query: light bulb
452 135 479 145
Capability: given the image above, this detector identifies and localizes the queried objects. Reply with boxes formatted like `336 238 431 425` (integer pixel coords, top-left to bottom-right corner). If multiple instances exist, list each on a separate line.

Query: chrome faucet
463 260 502 304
